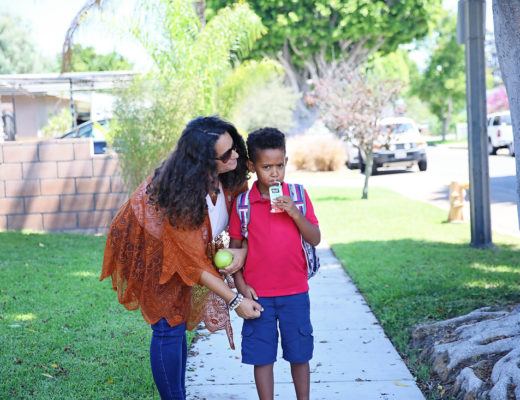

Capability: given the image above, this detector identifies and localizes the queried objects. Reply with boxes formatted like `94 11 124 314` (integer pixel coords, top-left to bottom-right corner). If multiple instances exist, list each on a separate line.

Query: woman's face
214 132 239 175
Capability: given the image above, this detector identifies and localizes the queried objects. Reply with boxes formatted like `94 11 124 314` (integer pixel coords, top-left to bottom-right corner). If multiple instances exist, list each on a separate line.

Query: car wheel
508 143 515 157
360 161 378 175
418 160 427 171
371 163 379 175
346 161 357 170
488 139 497 155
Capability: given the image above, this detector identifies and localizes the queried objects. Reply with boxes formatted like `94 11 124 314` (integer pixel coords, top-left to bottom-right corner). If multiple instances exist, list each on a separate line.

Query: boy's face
248 148 288 190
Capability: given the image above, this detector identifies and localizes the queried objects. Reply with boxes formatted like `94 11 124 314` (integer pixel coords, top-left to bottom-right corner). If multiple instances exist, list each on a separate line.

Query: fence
0 139 128 233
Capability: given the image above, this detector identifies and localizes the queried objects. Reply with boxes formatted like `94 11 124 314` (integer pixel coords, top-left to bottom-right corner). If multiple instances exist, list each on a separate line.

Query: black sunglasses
215 144 237 163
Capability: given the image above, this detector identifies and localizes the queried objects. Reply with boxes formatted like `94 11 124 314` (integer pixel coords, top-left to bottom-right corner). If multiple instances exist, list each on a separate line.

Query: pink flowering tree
313 65 401 199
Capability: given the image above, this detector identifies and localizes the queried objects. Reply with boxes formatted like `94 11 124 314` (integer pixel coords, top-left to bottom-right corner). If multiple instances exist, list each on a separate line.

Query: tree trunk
61 0 104 72
193 0 205 26
412 305 520 399
362 151 373 200
493 1 520 228
446 97 453 141
441 117 448 142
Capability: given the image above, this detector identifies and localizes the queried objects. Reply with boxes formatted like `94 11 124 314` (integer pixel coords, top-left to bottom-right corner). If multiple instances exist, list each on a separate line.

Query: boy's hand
274 195 299 219
219 247 247 275
236 298 263 319
239 284 258 300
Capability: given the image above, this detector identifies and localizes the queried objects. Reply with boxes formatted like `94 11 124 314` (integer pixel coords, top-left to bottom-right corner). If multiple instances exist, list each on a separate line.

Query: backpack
236 183 320 279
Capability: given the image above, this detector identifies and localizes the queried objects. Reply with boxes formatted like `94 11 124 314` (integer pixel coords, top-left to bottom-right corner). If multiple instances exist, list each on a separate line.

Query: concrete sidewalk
186 244 425 399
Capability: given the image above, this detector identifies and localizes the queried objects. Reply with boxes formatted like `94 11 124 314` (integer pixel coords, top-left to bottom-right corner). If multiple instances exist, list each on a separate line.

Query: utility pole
458 0 493 248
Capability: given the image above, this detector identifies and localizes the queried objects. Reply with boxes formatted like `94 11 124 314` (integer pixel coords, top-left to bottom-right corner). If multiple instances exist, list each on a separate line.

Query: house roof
0 71 136 96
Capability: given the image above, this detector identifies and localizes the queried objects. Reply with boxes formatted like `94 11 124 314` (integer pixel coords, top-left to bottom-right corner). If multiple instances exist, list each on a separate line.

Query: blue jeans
150 319 187 400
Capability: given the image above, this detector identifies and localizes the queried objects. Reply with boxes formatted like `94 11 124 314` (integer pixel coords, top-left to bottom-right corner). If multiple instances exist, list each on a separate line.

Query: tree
314 65 401 199
64 0 276 189
493 1 520 229
64 44 132 72
0 14 42 73
367 49 418 90
413 15 466 140
206 0 441 92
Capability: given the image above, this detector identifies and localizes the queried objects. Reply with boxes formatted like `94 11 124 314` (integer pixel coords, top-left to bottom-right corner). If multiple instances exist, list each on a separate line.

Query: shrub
288 134 346 171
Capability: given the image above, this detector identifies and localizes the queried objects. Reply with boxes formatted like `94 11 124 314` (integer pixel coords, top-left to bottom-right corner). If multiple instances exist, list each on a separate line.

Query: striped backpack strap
288 183 306 216
236 190 251 239
288 183 320 279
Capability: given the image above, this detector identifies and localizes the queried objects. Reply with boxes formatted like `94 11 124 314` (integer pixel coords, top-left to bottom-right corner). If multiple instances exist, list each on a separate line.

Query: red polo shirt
229 181 319 297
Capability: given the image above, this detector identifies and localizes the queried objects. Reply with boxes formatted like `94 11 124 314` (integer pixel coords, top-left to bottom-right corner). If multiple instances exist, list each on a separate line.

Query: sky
1 0 151 71
1 0 495 73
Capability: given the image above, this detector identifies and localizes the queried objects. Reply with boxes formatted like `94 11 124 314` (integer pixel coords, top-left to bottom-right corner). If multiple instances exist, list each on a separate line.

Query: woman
100 116 262 400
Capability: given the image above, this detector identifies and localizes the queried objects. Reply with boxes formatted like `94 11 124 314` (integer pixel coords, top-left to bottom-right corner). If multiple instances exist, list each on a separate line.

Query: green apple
213 249 233 269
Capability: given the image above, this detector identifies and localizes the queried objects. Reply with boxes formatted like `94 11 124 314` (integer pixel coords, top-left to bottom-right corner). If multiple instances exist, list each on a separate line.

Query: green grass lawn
1 187 519 399
0 232 157 399
309 186 520 395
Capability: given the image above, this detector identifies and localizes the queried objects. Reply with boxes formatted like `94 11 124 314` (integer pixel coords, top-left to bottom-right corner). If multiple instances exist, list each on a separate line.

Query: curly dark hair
246 127 286 162
147 116 249 229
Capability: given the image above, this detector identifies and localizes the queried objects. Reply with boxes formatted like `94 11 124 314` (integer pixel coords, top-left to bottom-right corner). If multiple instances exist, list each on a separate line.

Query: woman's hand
219 247 247 275
235 298 263 319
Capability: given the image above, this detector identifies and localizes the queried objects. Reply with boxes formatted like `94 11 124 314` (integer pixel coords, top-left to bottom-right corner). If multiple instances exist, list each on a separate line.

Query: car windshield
502 114 511 125
381 123 418 135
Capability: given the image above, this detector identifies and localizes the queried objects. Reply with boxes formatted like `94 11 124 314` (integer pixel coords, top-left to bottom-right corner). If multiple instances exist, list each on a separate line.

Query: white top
206 183 229 239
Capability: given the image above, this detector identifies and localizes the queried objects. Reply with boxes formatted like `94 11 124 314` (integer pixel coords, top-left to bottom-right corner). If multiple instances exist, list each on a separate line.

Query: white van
358 117 428 175
487 111 514 156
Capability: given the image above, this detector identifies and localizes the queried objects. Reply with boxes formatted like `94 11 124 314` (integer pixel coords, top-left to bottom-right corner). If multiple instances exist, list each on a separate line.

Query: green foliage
367 49 419 90
66 44 132 72
412 14 466 136
402 95 439 134
0 14 44 73
111 0 275 189
217 59 283 119
40 108 73 138
230 77 299 134
207 0 442 83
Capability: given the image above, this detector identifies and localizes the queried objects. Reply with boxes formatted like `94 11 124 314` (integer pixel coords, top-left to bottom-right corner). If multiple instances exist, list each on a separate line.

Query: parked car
59 119 110 154
487 111 514 156
344 139 360 169
358 117 428 175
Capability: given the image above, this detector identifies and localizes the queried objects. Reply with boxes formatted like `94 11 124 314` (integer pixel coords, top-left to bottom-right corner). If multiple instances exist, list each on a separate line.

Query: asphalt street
371 145 519 238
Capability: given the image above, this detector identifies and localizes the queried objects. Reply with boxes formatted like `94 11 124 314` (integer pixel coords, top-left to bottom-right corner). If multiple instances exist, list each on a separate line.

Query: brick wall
0 139 128 233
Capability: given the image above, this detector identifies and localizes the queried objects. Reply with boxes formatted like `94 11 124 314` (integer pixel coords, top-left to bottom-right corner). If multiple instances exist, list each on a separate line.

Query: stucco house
0 71 135 140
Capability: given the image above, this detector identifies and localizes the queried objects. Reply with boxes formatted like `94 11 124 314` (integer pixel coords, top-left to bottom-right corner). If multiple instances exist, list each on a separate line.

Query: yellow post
448 182 470 222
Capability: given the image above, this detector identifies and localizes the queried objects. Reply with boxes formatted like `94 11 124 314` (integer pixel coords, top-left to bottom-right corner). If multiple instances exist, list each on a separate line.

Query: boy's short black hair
247 127 286 162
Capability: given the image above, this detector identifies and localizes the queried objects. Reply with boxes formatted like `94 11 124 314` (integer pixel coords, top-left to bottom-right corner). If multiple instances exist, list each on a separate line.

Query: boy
228 128 321 400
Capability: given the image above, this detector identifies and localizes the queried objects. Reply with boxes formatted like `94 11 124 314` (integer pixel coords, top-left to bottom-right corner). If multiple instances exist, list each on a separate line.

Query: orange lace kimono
100 180 243 349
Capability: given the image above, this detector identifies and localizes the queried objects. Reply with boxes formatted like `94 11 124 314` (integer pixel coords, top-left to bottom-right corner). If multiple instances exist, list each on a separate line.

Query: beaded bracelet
229 293 244 311
228 293 239 307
